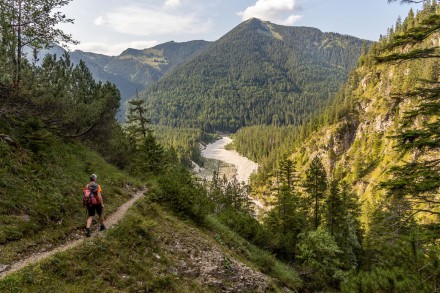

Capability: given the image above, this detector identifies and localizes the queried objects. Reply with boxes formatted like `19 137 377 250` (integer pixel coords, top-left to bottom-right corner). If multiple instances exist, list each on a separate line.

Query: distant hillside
71 40 210 120
28 41 211 120
140 18 370 132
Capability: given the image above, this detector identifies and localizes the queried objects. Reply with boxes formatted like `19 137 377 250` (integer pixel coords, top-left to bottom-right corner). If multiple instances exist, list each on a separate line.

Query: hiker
83 173 105 237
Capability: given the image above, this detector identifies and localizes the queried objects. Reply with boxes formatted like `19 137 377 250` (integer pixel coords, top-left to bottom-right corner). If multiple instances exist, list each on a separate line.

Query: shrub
296 227 344 290
149 165 214 223
217 209 274 249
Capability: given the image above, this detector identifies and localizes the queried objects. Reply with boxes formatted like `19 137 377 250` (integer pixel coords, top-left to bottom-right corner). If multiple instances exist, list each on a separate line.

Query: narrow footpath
0 189 145 280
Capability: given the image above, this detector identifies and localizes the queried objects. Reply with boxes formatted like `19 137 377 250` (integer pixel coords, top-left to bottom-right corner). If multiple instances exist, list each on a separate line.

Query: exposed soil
157 215 270 292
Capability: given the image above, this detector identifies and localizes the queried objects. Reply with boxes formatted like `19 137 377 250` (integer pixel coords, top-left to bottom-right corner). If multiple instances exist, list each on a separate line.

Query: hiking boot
85 228 91 237
99 224 106 231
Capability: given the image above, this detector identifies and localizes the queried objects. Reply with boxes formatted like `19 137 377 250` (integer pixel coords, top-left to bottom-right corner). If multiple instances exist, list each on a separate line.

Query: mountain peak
225 17 284 41
245 17 264 23
241 17 269 29
119 48 144 57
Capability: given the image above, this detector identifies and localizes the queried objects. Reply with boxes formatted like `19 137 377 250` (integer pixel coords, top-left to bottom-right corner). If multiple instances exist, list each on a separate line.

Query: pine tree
304 156 328 229
139 131 165 173
126 97 151 139
27 54 121 139
324 179 344 236
129 131 165 176
279 156 296 192
335 181 363 270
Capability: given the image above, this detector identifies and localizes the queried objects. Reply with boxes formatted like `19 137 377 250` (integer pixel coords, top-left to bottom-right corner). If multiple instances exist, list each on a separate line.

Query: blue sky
59 0 423 56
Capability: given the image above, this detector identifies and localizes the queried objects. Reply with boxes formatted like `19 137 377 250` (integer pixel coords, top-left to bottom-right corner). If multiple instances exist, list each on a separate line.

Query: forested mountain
73 40 211 119
230 3 439 291
27 41 211 120
139 18 370 131
242 5 438 210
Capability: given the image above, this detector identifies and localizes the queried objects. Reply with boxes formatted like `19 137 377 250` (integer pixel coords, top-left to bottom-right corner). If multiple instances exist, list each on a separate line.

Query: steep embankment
0 97 295 292
0 132 141 268
0 200 281 292
0 189 145 279
0 119 292 292
275 18 440 222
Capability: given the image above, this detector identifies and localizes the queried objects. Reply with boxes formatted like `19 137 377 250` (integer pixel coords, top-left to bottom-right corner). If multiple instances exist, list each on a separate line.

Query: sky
58 0 424 56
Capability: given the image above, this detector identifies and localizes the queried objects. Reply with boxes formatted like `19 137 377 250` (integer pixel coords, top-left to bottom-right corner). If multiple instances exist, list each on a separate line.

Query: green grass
0 200 206 293
0 181 302 292
204 215 303 291
0 136 141 264
0 118 299 292
0 200 292 292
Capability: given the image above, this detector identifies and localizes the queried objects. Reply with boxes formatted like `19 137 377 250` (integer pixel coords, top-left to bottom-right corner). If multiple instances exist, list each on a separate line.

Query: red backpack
83 183 100 207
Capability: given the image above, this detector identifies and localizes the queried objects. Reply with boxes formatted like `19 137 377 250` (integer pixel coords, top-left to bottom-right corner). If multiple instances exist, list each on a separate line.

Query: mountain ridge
139 18 371 131
29 19 370 124
28 40 211 120
71 40 211 120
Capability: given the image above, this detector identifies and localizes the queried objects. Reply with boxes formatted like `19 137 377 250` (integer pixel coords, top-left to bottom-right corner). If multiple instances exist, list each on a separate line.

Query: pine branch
391 123 440 150
375 48 440 63
413 209 440 215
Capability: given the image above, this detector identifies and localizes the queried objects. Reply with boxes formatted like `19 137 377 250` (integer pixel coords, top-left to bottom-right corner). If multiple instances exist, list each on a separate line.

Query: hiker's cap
90 174 97 181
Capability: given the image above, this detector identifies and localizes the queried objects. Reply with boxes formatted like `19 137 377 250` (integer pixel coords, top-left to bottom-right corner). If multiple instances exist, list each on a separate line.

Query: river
201 137 258 184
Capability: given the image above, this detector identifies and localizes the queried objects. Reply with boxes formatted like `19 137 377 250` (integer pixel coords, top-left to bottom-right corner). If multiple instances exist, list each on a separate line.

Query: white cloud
164 0 181 8
94 16 104 26
282 14 302 25
68 40 159 56
238 0 302 25
94 5 212 37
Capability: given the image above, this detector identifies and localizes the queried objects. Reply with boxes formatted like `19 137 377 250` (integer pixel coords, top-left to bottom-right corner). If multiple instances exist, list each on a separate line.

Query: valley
198 136 266 215
200 136 258 184
0 0 438 292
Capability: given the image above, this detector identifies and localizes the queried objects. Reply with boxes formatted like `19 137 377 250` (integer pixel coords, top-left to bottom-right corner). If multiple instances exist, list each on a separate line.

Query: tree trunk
16 0 22 84
315 176 319 230
315 194 318 230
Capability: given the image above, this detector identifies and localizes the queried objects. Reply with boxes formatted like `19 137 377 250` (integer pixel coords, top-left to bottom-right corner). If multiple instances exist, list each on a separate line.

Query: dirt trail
0 189 145 280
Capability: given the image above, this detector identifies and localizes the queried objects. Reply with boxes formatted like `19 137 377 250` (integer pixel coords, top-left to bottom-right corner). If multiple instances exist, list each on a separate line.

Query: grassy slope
0 126 302 291
0 135 141 265
0 200 301 292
